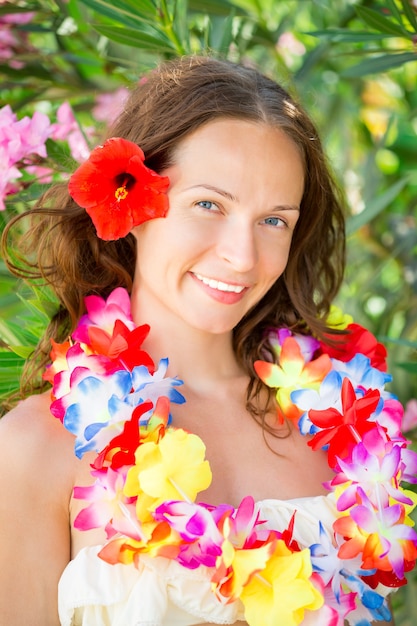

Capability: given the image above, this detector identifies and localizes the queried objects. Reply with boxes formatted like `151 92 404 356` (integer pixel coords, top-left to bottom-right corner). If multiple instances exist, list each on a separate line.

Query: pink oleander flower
0 12 35 69
50 102 93 162
277 32 306 57
24 163 54 183
93 87 130 124
0 107 51 163
0 105 53 208
0 149 21 210
0 27 16 62
0 12 35 25
15 110 51 158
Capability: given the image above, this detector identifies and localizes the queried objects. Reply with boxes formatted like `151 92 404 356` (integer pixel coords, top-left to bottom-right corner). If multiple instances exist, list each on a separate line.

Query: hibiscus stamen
115 173 135 202
115 185 128 201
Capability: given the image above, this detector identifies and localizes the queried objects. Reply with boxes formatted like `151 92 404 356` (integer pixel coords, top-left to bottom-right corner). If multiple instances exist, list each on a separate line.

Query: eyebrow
185 183 237 201
185 183 300 212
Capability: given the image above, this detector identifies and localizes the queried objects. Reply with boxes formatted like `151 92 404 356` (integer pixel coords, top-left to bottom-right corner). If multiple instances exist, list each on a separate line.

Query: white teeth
194 273 245 293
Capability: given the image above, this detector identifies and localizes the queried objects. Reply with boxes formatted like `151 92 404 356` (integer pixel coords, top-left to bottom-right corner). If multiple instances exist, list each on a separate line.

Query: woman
0 56 412 626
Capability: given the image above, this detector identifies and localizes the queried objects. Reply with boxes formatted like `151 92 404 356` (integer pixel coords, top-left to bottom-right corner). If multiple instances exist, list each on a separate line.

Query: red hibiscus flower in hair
68 137 170 240
320 323 388 372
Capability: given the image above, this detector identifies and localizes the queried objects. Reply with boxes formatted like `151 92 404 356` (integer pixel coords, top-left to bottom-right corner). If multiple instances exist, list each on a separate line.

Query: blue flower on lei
310 522 389 626
63 359 184 457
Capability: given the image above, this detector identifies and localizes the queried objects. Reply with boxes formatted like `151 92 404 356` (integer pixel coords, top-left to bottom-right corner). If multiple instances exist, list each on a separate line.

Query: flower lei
45 288 417 626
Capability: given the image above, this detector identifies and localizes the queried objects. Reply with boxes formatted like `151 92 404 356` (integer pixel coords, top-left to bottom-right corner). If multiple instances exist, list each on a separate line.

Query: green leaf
396 362 417 373
78 0 156 28
189 0 245 16
0 4 38 16
0 353 25 368
385 0 405 27
6 346 34 359
346 177 409 236
0 62 53 81
45 139 77 172
16 294 54 324
217 11 236 53
5 183 49 206
94 24 176 52
356 5 411 37
400 0 417 30
341 52 417 77
306 29 394 43
173 0 190 51
0 349 25 399
208 11 237 54
379 335 417 349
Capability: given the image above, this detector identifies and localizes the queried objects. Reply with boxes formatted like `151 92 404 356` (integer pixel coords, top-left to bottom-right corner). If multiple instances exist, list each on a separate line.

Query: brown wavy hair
2 55 346 420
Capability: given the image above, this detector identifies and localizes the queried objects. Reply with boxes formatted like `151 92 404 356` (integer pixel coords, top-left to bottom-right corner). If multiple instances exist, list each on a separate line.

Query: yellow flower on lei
124 428 212 516
240 541 323 626
326 304 353 330
212 516 277 603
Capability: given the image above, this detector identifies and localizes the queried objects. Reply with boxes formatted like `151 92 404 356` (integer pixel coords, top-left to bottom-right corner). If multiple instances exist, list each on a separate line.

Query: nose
216 216 258 273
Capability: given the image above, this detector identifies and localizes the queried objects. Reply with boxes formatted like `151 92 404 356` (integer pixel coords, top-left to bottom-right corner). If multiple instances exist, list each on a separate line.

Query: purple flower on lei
154 500 231 568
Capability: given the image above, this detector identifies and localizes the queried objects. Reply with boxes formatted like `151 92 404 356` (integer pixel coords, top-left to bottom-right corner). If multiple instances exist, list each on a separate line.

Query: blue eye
263 216 286 227
197 200 215 210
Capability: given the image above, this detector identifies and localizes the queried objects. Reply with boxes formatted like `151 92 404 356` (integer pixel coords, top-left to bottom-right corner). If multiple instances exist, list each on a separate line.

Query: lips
193 272 246 293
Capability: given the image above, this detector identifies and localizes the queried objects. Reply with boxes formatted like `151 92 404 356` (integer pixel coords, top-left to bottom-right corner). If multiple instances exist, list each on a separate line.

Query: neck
130 288 245 394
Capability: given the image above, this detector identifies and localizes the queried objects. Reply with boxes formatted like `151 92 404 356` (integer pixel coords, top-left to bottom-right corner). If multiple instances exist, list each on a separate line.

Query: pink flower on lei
72 287 135 342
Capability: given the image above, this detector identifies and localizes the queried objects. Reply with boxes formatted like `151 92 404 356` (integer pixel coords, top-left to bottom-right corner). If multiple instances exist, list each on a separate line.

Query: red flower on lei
308 377 381 468
320 323 388 371
68 137 170 240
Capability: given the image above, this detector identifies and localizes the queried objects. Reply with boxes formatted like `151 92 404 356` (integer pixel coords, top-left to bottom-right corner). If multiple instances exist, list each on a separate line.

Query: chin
191 316 244 335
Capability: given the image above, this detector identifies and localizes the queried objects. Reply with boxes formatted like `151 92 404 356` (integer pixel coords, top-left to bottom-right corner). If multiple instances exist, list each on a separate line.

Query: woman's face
132 118 304 335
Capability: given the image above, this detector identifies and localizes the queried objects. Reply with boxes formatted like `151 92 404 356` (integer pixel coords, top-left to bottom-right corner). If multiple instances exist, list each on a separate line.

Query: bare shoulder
0 392 77 626
0 392 79 489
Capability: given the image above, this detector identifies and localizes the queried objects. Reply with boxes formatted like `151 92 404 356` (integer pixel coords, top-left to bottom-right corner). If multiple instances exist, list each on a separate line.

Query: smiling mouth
193 273 246 293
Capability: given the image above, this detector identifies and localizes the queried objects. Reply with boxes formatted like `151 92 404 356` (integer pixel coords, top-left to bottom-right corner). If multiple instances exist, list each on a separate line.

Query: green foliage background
1 0 417 621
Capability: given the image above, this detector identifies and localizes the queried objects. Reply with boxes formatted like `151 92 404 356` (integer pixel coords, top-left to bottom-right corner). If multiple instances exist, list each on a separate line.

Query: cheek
261 239 292 281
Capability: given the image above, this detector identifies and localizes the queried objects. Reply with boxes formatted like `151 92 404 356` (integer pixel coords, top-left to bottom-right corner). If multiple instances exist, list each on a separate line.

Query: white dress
59 494 339 626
